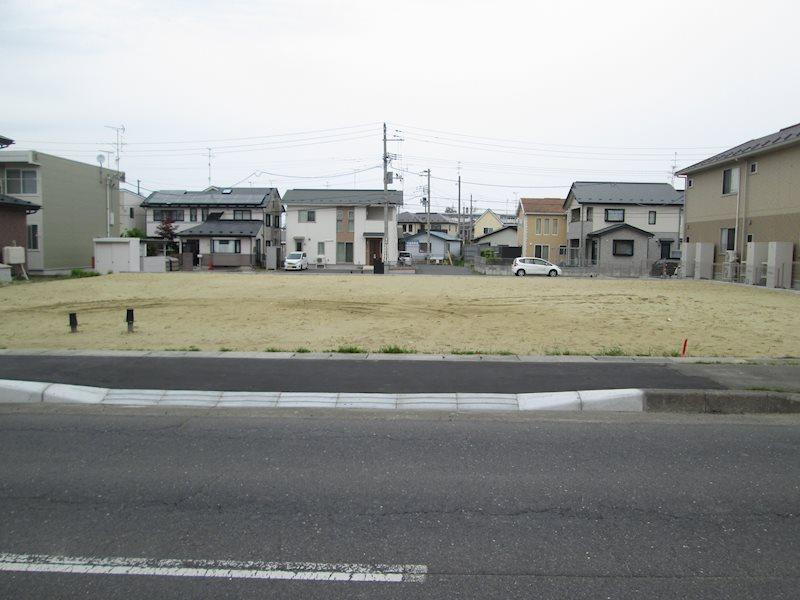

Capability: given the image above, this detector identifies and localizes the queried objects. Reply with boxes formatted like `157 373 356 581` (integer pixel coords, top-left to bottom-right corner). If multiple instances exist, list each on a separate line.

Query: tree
444 206 456 213
122 227 146 238
155 217 176 241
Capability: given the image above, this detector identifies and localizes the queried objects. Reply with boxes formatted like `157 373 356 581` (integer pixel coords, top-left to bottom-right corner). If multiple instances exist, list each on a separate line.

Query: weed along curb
1 380 799 413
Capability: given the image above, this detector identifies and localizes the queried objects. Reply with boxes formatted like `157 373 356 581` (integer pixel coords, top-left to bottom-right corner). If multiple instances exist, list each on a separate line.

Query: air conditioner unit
316 257 324 264
2 246 25 265
725 250 739 263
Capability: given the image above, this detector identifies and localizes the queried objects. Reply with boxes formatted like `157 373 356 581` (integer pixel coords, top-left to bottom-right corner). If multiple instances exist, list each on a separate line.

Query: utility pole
457 165 462 242
207 148 213 187
136 179 140 195
382 123 388 264
425 169 431 261
469 194 473 243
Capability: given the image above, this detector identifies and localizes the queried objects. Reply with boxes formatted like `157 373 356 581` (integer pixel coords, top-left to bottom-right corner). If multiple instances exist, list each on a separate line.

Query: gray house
402 230 461 262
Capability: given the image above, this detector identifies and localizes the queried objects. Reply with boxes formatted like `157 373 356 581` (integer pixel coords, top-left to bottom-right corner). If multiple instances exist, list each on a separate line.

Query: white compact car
284 251 308 271
398 251 413 266
512 257 562 277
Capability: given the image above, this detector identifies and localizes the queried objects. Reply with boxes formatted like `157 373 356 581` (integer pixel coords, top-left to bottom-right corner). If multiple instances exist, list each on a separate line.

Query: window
348 210 354 232
336 242 353 262
367 206 385 220
27 224 38 250
720 227 735 251
299 210 316 222
336 209 343 232
534 244 549 260
295 240 303 252
722 167 739 194
570 208 581 222
153 209 184 222
5 169 37 194
212 239 241 253
129 207 135 219
648 211 656 225
585 207 593 222
418 242 429 253
265 214 271 227
317 241 325 256
552 219 558 235
233 210 251 220
190 208 197 222
544 219 550 235
535 218 542 235
687 178 693 188
749 162 758 174
613 239 634 256
201 208 209 221
483 227 493 234
605 208 625 222
746 233 753 243
559 245 567 256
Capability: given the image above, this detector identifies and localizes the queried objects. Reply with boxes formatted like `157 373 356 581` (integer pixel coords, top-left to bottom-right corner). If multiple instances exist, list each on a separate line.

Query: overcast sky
2 0 798 214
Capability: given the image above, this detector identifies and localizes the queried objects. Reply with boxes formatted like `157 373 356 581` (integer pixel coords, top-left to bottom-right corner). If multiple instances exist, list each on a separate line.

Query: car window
287 252 302 259
533 259 548 265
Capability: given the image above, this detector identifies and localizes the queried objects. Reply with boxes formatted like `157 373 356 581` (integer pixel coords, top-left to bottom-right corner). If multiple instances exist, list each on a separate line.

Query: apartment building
283 189 403 266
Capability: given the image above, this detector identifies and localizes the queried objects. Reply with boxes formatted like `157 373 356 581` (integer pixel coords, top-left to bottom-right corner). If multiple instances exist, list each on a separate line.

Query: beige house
676 122 800 278
472 209 515 239
516 198 567 263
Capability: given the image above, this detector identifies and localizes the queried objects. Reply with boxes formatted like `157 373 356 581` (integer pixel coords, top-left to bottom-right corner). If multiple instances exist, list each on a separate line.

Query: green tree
122 227 146 238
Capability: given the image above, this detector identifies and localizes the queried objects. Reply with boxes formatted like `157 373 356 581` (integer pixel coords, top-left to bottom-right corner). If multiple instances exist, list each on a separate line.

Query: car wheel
548 269 558 277
516 269 526 276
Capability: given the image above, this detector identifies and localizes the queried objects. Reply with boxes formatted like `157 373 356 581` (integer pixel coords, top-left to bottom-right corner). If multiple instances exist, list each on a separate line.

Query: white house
119 189 146 234
282 189 403 267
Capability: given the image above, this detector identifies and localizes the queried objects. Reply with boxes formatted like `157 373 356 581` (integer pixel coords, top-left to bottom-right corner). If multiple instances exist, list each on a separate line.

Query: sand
0 273 798 357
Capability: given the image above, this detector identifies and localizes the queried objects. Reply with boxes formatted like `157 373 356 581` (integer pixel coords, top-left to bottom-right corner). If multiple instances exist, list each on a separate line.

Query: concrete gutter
1 380 798 413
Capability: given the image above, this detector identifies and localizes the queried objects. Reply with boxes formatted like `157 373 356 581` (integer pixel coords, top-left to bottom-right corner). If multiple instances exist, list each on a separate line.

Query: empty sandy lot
1 273 798 357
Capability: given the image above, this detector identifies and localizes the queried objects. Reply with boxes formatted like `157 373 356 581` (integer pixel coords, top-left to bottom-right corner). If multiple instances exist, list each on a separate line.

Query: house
282 189 403 266
403 230 462 262
119 189 146 234
564 182 684 271
397 212 458 237
472 209 516 239
0 193 41 271
516 198 567 263
0 150 124 274
676 122 800 287
472 225 519 248
141 187 282 268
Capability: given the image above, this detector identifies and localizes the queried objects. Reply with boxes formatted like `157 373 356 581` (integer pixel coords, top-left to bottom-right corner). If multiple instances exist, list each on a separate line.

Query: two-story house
516 198 567 263
283 189 403 267
141 186 282 268
676 122 800 286
398 211 459 238
472 209 516 240
0 149 123 274
564 182 684 271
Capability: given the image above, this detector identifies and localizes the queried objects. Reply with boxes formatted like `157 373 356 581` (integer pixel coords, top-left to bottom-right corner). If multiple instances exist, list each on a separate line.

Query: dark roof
143 187 277 207
472 225 518 242
0 135 13 149
404 230 461 242
398 211 457 224
677 122 800 175
586 223 654 238
566 182 683 207
283 189 403 206
0 193 40 211
176 220 263 237
519 198 565 214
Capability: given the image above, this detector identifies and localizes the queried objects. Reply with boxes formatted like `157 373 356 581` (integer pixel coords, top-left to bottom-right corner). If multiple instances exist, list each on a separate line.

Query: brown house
516 198 567 263
0 193 41 269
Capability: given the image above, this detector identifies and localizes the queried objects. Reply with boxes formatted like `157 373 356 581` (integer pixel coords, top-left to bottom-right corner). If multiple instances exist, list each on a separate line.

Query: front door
367 238 382 265
660 241 672 260
183 239 200 266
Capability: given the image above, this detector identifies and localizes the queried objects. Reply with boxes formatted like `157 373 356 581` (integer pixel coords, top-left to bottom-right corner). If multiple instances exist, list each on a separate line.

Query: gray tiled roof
586 223 654 238
176 220 263 237
283 189 403 205
677 122 800 175
398 211 457 224
143 187 277 207
0 193 40 210
567 182 683 206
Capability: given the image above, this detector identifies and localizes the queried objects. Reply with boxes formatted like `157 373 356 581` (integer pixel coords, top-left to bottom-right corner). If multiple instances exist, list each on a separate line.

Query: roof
176 220 264 237
586 223 654 238
143 187 277 207
472 225 518 243
0 135 13 149
404 230 461 242
677 122 800 175
397 211 457 224
476 208 516 224
0 193 40 211
566 182 683 207
519 198 565 214
283 189 403 206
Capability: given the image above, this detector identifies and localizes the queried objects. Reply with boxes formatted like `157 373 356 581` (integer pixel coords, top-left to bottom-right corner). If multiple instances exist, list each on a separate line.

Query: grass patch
451 349 515 356
164 346 200 351
294 347 311 353
70 268 100 278
263 347 283 352
219 347 233 352
746 386 797 393
597 346 627 356
329 345 367 353
544 347 573 356
379 345 417 354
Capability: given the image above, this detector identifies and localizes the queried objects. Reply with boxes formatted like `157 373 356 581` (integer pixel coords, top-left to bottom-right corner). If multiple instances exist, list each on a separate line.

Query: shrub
70 268 100 278
379 345 417 354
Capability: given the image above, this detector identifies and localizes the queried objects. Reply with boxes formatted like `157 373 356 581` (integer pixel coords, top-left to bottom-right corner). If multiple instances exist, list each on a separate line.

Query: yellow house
516 198 567 263
472 209 515 240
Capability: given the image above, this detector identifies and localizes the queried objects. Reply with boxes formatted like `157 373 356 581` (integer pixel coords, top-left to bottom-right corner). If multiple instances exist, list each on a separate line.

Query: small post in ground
68 313 78 333
126 308 135 333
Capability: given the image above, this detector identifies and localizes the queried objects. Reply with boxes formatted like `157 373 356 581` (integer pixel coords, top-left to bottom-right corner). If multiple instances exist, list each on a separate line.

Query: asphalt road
0 408 798 599
0 354 728 392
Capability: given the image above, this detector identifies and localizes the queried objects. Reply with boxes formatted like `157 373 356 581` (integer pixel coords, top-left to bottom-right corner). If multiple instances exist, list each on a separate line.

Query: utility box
693 242 714 280
93 238 141 274
681 242 696 278
0 263 11 283
2 246 25 265
744 242 769 285
766 241 793 289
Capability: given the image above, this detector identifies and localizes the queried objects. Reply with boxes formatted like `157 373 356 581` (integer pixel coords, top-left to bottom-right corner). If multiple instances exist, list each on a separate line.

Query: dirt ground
1 273 798 357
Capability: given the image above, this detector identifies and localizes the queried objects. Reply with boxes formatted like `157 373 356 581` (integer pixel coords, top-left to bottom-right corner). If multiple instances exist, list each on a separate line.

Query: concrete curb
1 380 798 413
0 349 796 365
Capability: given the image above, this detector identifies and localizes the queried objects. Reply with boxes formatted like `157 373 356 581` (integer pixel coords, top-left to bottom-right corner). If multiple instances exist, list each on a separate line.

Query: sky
2 0 798 215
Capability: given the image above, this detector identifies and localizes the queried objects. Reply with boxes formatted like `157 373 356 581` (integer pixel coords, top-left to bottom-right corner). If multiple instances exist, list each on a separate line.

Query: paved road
0 354 729 392
0 407 798 599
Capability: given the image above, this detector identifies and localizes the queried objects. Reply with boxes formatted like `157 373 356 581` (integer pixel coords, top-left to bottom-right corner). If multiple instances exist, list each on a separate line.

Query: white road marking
0 553 427 583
